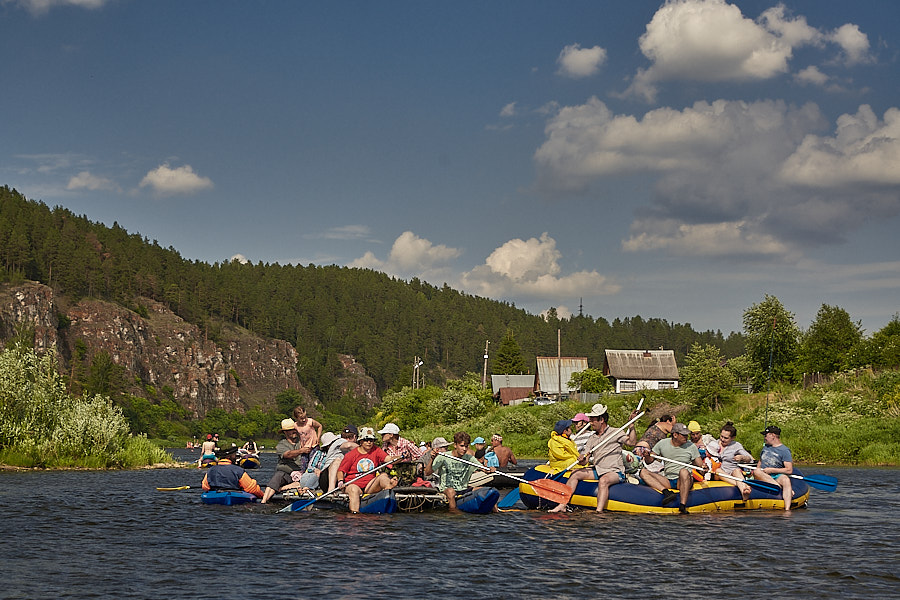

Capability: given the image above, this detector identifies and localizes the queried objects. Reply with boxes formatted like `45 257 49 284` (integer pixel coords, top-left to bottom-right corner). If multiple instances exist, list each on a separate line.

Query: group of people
546 403 794 513
202 405 520 513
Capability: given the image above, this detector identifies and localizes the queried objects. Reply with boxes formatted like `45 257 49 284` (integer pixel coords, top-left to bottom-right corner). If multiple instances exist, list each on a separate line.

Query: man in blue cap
470 436 488 464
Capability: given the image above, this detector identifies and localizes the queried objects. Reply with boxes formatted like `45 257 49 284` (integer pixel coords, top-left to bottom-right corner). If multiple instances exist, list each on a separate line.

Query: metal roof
535 357 589 394
490 374 535 394
603 349 679 380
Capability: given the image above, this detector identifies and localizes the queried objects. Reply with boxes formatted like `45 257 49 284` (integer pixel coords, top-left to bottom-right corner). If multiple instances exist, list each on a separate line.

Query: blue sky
2 0 898 336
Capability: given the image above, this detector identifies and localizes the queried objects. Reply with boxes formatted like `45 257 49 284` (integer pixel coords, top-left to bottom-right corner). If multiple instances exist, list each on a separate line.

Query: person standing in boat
750 425 794 511
261 419 310 504
642 422 705 514
490 434 517 467
292 406 323 449
202 444 263 498
426 431 494 512
549 403 638 513
336 427 400 513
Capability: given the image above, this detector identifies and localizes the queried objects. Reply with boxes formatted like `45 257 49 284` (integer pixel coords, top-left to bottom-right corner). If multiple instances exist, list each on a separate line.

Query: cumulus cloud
557 44 607 78
139 163 214 195
500 102 518 118
230 254 249 264
780 105 900 187
625 0 868 101
460 233 619 299
794 65 829 86
349 231 461 277
535 96 900 258
66 171 116 192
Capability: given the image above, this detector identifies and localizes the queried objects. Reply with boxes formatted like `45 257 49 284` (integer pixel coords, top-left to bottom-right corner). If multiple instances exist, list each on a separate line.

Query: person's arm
764 459 793 476
240 473 263 497
201 473 211 491
424 451 442 477
509 449 517 466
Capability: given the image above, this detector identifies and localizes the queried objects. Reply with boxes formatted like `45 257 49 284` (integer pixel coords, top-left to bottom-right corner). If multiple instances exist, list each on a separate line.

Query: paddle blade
529 479 573 505
157 486 190 491
497 489 520 509
797 474 838 492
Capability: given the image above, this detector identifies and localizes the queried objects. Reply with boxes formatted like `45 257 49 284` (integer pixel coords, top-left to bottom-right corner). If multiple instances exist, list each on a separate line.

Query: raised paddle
439 451 573 505
279 455 405 513
552 409 646 481
738 465 838 492
650 453 783 495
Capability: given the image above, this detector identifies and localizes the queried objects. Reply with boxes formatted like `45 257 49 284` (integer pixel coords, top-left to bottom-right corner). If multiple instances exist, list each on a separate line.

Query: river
1 449 897 599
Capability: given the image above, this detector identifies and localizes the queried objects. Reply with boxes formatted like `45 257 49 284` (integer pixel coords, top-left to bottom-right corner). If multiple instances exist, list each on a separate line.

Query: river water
1 449 897 599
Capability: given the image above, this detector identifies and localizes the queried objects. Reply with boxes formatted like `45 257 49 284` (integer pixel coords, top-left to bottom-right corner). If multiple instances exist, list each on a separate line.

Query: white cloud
500 102 518 118
622 220 793 258
349 231 460 276
557 43 607 78
139 163 214 195
625 0 868 101
829 23 872 66
230 254 249 264
460 233 619 299
309 225 374 241
66 170 116 192
780 105 900 187
11 0 109 16
794 65 829 86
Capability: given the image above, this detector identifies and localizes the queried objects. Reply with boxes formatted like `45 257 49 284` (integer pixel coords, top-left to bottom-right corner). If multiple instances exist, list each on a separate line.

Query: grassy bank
402 370 900 466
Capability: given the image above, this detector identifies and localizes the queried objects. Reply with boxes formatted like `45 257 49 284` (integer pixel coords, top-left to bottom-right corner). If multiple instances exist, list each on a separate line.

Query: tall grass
0 343 173 469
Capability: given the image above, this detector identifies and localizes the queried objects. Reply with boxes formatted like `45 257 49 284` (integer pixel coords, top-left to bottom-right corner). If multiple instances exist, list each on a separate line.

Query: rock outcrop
0 282 323 418
336 353 379 409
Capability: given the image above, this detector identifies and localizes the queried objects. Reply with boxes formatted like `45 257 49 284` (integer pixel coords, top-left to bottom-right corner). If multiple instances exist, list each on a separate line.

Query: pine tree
493 329 528 374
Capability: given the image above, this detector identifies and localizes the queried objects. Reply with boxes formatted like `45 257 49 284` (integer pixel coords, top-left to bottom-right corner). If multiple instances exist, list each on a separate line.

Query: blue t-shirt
759 443 792 469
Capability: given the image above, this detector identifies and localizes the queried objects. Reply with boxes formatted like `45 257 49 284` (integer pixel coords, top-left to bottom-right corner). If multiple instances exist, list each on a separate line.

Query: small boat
517 465 810 513
235 453 260 469
198 456 217 468
278 486 500 514
201 490 259 506
302 489 399 514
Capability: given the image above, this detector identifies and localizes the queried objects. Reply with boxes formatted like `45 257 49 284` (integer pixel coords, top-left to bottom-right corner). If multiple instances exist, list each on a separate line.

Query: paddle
279 455 405 513
157 485 191 491
650 453 782 495
738 465 838 492
552 409 646 481
439 451 572 505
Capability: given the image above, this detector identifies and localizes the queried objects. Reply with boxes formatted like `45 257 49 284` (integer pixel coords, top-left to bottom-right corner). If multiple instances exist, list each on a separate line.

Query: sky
2 0 899 337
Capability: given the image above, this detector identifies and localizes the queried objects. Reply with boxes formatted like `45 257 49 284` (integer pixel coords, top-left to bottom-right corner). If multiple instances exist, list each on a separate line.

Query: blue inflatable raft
201 490 259 506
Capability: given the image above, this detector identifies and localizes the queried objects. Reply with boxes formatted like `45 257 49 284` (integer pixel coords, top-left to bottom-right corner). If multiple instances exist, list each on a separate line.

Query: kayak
201 490 259 506
517 465 810 513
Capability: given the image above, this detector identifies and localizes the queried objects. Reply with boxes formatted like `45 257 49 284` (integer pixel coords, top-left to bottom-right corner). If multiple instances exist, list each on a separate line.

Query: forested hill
0 186 744 402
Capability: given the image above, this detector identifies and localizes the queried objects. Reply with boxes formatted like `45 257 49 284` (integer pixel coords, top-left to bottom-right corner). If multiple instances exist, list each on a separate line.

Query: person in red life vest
201 444 263 498
336 427 400 513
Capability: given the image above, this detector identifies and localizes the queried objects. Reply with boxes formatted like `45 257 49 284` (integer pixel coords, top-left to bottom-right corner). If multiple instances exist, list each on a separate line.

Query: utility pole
557 328 562 400
482 340 490 389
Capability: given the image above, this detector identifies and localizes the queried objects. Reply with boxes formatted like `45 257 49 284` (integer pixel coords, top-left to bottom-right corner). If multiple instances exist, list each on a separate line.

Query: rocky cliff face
0 282 326 418
336 353 379 409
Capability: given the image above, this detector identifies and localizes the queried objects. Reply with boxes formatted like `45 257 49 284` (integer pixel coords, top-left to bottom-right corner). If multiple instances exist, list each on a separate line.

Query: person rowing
548 403 639 513
202 444 262 498
425 431 495 512
639 422 705 514
750 425 794 511
336 427 401 513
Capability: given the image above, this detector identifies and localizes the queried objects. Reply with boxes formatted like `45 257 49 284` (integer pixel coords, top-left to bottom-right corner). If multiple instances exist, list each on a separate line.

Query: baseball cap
671 423 691 436
471 436 485 445
761 425 782 436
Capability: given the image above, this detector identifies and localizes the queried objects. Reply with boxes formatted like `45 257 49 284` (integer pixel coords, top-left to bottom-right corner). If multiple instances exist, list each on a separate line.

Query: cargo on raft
517 465 810 513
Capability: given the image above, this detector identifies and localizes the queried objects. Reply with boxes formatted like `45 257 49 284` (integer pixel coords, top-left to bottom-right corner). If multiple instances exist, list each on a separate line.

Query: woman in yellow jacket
548 419 586 473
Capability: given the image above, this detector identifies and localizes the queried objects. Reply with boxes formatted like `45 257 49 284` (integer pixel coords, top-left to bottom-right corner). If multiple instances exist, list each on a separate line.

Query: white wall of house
614 379 679 393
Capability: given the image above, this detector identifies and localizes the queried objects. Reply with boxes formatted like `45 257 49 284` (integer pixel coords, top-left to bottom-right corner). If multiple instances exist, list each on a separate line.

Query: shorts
266 470 299 490
668 478 680 488
594 469 626 484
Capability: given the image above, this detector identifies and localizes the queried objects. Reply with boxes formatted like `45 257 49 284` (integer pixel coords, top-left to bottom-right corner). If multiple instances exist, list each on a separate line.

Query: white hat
432 436 450 448
585 403 608 418
358 427 377 441
377 422 400 436
320 431 340 447
280 418 297 431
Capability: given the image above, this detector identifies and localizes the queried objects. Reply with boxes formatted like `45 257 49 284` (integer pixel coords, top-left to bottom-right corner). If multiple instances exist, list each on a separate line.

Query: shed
535 357 589 398
490 374 536 406
603 349 679 393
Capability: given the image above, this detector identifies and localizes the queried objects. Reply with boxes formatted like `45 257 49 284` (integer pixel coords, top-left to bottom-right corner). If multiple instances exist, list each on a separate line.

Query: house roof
490 374 535 394
604 349 679 380
535 357 589 394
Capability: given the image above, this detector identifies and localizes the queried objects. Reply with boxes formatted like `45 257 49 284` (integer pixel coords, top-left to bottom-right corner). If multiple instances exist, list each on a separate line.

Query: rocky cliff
0 282 329 418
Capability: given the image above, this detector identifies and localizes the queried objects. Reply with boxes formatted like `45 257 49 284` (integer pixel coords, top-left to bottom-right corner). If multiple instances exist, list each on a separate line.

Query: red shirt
338 446 390 489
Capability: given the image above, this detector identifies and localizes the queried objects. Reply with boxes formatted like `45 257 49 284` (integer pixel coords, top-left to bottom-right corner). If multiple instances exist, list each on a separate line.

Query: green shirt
431 452 480 492
652 438 701 479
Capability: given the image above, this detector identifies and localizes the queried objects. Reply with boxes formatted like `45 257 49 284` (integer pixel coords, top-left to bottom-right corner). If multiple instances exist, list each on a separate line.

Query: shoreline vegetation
2 342 898 470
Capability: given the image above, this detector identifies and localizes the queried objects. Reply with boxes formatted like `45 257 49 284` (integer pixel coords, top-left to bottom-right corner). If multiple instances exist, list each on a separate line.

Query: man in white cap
261 418 308 503
549 403 639 513
378 422 424 460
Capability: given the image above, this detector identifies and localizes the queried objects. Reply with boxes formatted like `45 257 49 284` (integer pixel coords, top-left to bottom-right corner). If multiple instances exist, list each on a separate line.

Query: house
490 374 535 406
535 356 589 399
603 349 679 393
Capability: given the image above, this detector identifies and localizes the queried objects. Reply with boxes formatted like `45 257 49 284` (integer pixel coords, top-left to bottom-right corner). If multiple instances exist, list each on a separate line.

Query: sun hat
320 431 340 447
671 423 691 436
761 425 782 436
280 418 296 431
572 412 589 422
471 436 486 445
585 403 608 418
687 421 702 433
377 423 400 436
554 419 573 435
432 436 451 448
358 427 377 441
